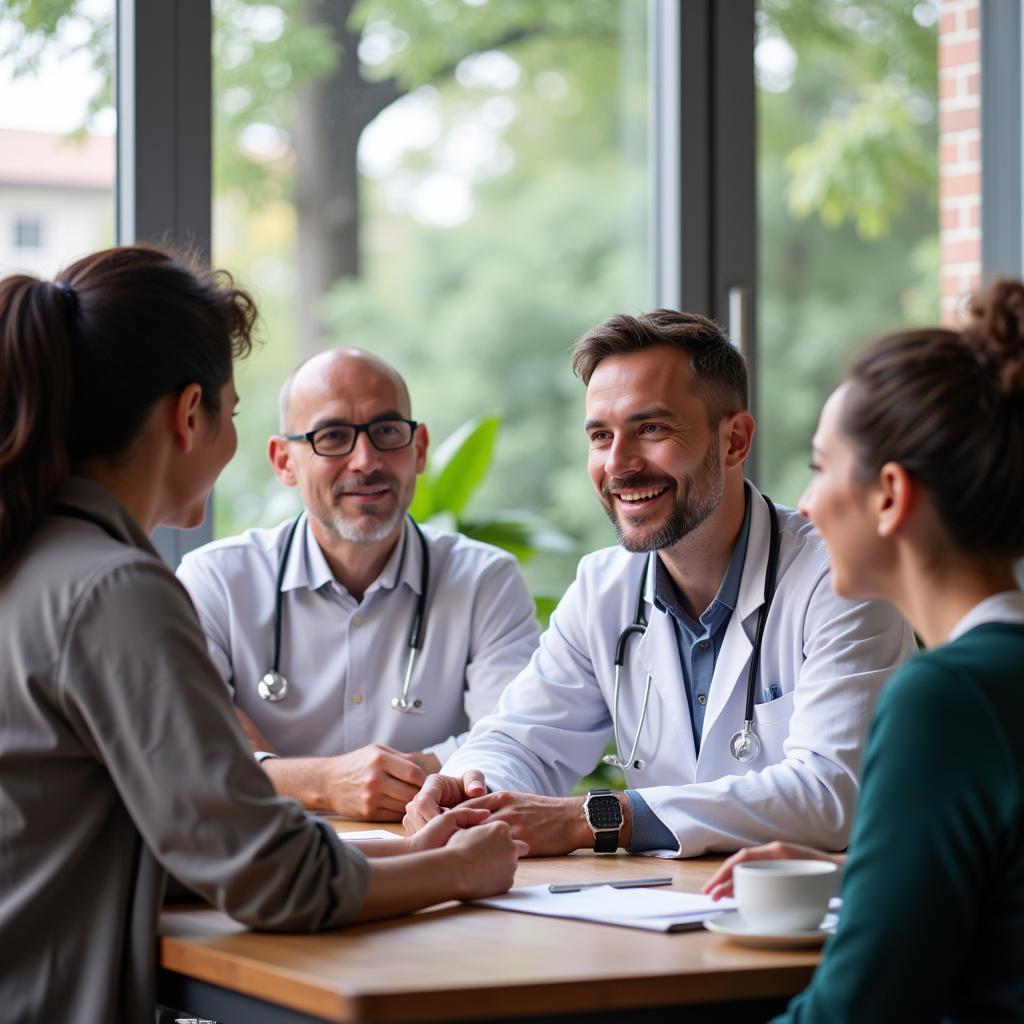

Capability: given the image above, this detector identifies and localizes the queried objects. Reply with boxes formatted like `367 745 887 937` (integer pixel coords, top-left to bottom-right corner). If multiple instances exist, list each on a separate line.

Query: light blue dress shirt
177 516 540 762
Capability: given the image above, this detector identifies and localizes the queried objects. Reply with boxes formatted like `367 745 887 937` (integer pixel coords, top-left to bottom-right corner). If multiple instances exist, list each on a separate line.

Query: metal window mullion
116 0 213 566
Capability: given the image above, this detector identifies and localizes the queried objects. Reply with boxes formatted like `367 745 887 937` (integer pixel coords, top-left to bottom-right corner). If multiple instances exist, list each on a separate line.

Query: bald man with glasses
177 348 539 821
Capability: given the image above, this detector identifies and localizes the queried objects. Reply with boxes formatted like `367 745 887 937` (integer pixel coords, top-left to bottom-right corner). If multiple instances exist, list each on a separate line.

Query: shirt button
699 640 710 651
697 694 707 705
352 615 363 626
352 694 363 705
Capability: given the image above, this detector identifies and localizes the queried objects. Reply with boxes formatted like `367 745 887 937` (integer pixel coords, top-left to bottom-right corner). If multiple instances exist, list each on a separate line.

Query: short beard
314 473 406 544
316 504 405 544
603 433 723 553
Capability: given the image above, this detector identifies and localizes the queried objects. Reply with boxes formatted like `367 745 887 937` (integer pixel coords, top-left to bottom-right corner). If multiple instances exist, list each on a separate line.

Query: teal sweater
776 624 1024 1023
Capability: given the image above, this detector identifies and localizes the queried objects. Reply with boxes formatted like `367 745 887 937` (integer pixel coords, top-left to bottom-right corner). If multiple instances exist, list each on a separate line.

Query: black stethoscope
256 513 431 713
603 492 781 772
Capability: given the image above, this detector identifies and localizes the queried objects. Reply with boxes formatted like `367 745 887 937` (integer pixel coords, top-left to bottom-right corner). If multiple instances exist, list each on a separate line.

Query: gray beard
605 435 723 553
314 503 405 545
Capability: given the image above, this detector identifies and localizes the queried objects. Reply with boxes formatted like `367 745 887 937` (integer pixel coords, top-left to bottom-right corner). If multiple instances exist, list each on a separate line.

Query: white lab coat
442 493 917 857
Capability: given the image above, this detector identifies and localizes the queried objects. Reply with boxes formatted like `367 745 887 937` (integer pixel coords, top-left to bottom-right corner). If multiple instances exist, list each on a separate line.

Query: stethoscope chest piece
728 719 762 764
258 670 289 702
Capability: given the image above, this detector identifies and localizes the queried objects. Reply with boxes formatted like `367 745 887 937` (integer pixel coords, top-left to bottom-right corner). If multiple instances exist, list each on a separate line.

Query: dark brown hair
0 244 257 578
571 309 748 422
842 278 1024 556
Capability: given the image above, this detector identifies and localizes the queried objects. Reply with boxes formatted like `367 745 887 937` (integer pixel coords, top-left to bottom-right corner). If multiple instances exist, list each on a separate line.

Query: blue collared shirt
627 491 752 852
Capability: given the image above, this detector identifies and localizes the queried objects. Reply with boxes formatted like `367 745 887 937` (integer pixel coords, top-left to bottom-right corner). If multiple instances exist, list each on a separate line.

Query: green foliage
0 0 112 119
761 0 937 240
573 751 627 794
213 0 339 205
410 414 573 626
411 415 501 520
786 82 935 239
349 0 621 89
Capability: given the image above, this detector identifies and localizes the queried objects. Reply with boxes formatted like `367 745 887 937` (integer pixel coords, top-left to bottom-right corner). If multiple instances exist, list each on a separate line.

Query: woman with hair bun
0 245 521 1024
704 279 1024 1022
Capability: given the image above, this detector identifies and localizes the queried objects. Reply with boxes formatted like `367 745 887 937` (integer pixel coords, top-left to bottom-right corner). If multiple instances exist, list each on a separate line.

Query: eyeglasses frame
283 417 419 458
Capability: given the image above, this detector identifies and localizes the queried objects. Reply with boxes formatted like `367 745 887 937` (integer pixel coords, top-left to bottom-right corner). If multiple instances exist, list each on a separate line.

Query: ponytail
0 277 75 578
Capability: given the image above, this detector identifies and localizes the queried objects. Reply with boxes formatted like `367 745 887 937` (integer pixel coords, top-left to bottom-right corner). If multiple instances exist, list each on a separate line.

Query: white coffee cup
733 859 839 932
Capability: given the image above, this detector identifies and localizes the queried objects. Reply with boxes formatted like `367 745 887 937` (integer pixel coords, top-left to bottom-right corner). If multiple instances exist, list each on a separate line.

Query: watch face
587 795 622 829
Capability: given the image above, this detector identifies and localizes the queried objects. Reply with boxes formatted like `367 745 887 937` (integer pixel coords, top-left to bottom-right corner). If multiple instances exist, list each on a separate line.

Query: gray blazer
0 478 369 1024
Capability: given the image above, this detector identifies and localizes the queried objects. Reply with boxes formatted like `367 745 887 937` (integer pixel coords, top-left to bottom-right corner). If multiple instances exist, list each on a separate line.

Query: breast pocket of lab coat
751 690 796 761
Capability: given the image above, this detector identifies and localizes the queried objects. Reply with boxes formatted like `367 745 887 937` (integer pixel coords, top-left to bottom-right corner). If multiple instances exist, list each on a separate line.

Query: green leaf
407 473 434 522
427 415 500 518
461 515 575 563
532 593 560 629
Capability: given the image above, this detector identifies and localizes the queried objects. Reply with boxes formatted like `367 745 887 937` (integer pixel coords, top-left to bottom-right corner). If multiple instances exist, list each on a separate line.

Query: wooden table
158 823 820 1024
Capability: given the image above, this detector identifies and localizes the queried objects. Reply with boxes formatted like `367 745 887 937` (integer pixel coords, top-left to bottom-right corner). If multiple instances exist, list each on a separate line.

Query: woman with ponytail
0 246 521 1024
704 280 1024 1022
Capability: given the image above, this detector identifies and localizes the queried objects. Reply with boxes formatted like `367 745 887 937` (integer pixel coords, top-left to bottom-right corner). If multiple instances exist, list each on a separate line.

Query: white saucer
703 911 837 949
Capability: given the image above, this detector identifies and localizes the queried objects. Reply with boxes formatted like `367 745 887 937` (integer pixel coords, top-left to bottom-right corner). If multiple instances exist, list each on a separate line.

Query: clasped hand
403 771 588 856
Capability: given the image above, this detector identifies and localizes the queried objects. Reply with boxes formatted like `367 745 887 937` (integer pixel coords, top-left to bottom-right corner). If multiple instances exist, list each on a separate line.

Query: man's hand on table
404 775 633 856
459 790 633 855
263 744 427 821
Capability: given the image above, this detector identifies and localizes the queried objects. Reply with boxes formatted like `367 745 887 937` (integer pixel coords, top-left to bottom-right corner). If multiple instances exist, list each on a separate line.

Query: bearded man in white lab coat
404 310 916 858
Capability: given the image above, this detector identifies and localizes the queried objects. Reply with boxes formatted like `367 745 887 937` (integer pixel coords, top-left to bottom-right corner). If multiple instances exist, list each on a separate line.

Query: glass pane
0 1 116 278
212 0 650 594
757 0 944 505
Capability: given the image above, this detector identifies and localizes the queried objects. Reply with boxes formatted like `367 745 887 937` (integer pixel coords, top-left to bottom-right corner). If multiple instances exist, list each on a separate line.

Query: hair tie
56 281 79 320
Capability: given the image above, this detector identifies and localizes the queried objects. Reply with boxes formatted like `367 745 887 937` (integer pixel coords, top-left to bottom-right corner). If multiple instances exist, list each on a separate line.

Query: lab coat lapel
700 489 771 745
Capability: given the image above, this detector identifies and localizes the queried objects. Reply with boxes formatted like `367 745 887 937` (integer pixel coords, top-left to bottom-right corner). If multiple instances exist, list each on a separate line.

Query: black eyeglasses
284 418 418 457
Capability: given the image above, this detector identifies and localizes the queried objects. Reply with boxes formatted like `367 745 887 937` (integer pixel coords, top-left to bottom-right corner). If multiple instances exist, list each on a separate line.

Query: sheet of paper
335 829 396 842
472 883 738 933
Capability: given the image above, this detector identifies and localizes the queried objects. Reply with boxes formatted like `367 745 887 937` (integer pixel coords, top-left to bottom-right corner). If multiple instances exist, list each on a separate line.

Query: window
756 0 943 504
212 0 651 592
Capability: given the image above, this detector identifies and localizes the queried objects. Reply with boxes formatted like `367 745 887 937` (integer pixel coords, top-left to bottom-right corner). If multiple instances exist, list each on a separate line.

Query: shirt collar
52 476 159 557
948 590 1024 641
652 486 752 627
280 514 423 597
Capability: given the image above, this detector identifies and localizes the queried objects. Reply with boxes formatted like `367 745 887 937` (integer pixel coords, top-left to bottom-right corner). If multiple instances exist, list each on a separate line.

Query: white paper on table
335 829 396 842
471 883 738 933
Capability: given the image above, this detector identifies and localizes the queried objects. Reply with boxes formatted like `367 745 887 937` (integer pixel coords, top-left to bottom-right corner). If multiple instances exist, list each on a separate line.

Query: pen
548 876 673 893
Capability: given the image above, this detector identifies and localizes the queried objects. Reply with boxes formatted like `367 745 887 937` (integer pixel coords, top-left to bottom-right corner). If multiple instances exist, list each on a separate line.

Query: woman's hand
403 806 492 854
446 820 528 900
702 841 844 900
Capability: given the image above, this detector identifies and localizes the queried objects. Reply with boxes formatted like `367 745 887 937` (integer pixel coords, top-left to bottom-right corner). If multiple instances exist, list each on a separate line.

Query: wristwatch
583 789 623 853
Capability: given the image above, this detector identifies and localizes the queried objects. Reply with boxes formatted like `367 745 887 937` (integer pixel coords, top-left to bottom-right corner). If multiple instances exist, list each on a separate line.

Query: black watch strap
593 828 619 853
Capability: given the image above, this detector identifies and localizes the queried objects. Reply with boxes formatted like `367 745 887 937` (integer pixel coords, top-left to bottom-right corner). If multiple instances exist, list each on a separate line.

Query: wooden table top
159 821 819 1023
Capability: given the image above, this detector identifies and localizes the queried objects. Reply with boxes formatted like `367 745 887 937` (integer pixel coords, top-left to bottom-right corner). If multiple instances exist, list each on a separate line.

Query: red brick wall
939 0 981 322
